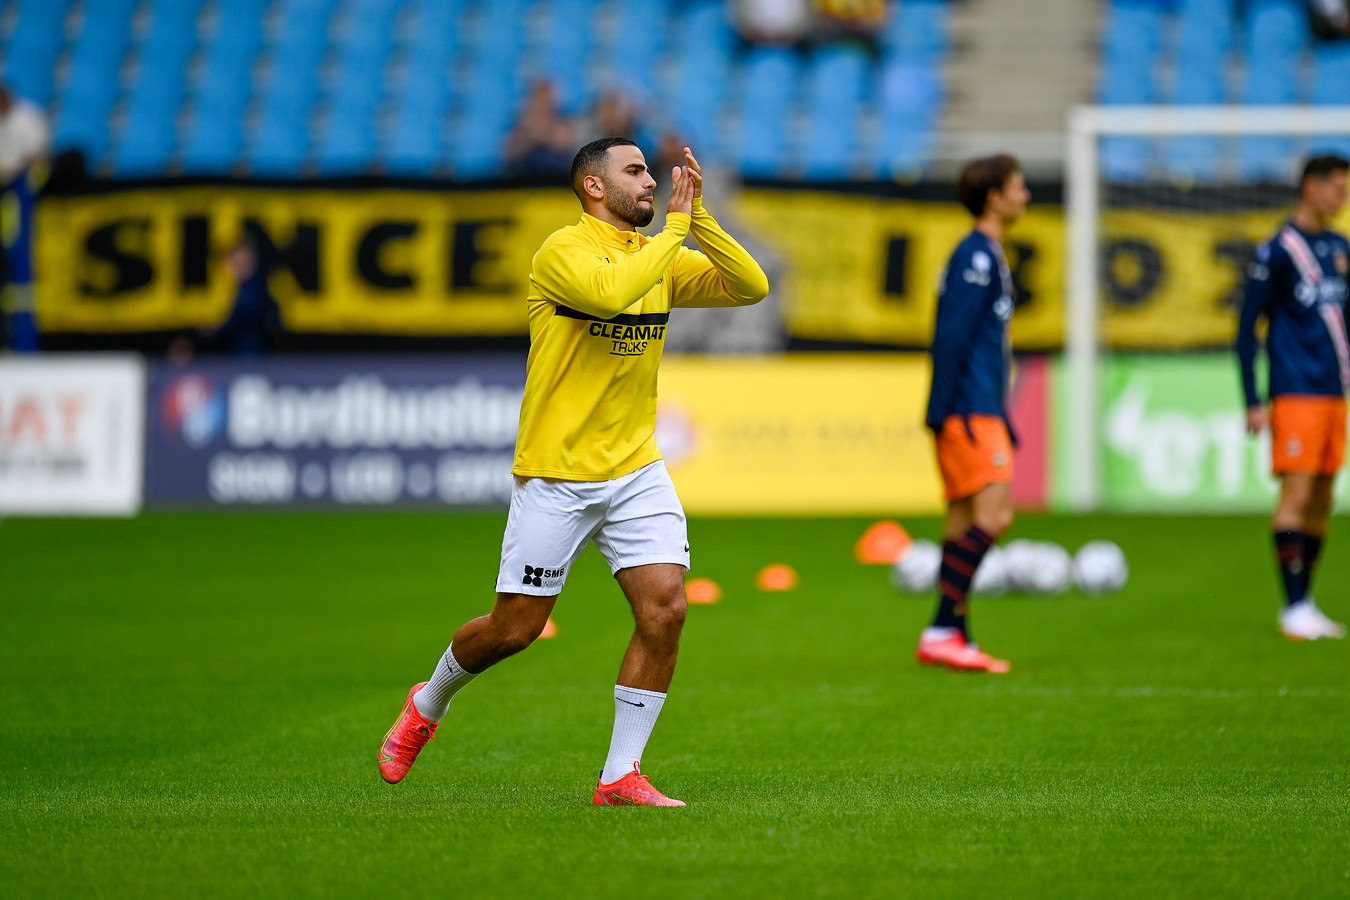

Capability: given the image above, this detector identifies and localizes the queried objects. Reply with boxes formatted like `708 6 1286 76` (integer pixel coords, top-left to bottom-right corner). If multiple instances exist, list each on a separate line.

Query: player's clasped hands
667 147 702 217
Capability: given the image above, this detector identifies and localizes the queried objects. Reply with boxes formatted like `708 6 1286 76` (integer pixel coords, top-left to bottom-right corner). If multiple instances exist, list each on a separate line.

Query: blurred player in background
0 83 50 352
1238 154 1350 641
377 138 769 806
916 154 1029 673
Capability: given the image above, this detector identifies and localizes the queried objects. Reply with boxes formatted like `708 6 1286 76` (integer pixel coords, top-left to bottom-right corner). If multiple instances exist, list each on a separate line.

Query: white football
971 544 1008 596
890 539 942 593
1002 539 1042 592
1020 541 1075 594
1074 541 1129 595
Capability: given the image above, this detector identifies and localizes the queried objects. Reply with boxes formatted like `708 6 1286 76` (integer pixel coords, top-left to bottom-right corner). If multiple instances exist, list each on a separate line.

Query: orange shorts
934 414 1014 502
1270 395 1347 476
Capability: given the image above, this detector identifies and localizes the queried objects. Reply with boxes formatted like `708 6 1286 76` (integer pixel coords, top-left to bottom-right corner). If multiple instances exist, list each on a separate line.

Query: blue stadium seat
182 15 267 178
245 0 340 176
315 0 398 175
3 0 75 106
528 0 601 116
802 45 870 180
1099 0 1166 180
734 47 798 179
382 2 463 175
1165 0 1234 180
1311 42 1350 157
448 0 528 178
591 0 672 102
875 58 941 179
883 0 949 62
138 0 205 70
115 83 186 177
110 0 206 176
660 3 734 157
52 0 139 166
1237 0 1306 181
181 111 245 174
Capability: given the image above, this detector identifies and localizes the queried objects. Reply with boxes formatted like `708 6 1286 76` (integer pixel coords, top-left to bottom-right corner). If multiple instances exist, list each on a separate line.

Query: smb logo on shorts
523 564 564 588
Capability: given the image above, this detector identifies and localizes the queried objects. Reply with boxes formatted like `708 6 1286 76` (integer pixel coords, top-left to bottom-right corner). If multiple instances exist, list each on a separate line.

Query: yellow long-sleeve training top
513 198 770 481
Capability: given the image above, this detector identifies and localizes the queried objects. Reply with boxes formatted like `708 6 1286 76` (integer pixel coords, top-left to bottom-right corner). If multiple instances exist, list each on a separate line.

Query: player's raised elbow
733 264 771 305
588 290 645 319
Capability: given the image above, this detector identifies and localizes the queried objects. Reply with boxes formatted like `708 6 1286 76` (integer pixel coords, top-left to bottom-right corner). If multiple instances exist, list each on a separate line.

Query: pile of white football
890 539 1128 597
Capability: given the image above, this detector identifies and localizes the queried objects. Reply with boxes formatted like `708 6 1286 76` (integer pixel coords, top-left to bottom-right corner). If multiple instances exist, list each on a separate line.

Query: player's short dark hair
1301 154 1350 189
955 154 1021 217
570 137 639 200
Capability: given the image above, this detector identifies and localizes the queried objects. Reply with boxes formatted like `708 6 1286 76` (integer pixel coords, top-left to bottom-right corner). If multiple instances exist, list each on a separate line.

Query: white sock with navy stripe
412 643 476 722
600 686 667 785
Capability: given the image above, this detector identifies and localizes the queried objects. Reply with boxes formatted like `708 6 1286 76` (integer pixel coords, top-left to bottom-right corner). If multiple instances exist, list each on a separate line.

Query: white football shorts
495 460 690 597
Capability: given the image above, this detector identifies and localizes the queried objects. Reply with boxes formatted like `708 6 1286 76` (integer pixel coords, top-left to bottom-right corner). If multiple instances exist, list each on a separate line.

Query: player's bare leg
614 563 687 691
595 563 688 806
1272 471 1313 533
378 593 556 784
1276 473 1345 639
945 482 1014 542
920 483 1013 673
447 593 558 673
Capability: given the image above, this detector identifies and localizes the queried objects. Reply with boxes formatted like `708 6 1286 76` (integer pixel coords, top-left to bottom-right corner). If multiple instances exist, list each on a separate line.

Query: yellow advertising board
33 182 1350 349
734 190 1067 349
34 186 577 334
656 355 944 515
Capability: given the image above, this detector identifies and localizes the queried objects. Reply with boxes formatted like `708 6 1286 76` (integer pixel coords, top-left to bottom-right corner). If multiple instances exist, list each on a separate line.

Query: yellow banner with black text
34 184 1350 348
34 186 577 334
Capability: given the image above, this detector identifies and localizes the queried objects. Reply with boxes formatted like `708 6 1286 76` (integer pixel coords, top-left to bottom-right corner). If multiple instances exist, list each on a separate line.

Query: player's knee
496 619 541 656
1276 490 1311 521
489 601 550 655
639 585 687 638
977 507 1013 539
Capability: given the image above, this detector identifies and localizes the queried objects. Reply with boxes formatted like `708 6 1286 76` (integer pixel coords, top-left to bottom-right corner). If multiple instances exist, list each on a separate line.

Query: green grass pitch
2 512 1347 898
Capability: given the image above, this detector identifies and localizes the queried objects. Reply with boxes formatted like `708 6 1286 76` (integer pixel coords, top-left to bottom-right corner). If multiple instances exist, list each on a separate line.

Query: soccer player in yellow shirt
377 137 770 806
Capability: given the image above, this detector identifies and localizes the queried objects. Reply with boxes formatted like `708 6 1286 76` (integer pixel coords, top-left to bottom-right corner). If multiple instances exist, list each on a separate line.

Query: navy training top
925 229 1017 444
1237 221 1350 406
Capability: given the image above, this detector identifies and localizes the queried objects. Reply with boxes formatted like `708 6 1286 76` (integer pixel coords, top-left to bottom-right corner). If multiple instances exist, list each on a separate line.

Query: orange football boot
916 633 1011 673
593 764 686 807
378 682 437 784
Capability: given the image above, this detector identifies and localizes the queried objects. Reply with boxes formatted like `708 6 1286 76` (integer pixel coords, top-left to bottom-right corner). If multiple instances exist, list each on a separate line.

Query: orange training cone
855 520 912 565
756 563 799 591
686 577 723 605
539 616 558 639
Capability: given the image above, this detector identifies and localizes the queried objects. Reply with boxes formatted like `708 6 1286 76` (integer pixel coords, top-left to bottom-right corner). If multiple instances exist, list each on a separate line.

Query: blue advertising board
145 357 525 507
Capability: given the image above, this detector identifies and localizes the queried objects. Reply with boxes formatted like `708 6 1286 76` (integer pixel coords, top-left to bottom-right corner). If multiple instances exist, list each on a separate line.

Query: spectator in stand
205 235 279 357
733 0 813 45
505 80 575 176
0 84 51 352
1311 0 1350 38
586 90 641 142
811 0 887 52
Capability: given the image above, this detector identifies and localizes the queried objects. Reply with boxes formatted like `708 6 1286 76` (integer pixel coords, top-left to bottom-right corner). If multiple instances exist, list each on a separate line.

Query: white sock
922 626 960 643
600 686 667 785
412 644 476 722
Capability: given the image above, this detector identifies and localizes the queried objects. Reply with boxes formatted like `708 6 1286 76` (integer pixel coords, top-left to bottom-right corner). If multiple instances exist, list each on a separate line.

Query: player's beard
603 184 655 228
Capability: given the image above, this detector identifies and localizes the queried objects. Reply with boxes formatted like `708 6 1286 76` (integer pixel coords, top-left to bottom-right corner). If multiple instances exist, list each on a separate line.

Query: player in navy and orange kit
1238 154 1350 641
916 154 1030 673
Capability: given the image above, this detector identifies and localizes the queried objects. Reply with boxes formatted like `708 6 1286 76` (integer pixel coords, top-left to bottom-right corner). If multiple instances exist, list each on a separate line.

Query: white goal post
1064 105 1350 511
